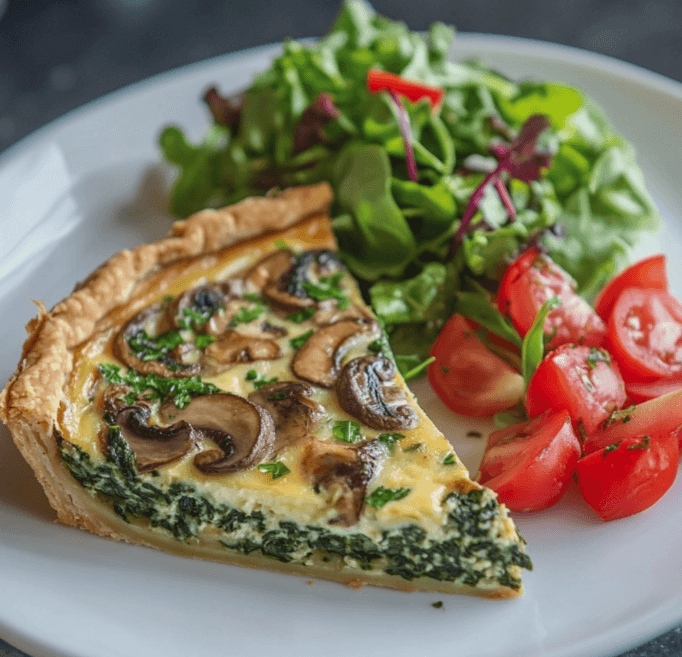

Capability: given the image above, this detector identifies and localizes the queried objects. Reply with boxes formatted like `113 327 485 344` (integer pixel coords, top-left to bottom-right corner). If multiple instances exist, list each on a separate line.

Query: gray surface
0 1 681 656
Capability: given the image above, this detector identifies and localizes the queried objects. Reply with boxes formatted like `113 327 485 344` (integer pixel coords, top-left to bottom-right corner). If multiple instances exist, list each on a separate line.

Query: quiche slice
0 182 531 597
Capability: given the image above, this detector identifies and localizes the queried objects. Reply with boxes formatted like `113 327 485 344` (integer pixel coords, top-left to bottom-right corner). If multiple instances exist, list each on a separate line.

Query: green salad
159 0 659 378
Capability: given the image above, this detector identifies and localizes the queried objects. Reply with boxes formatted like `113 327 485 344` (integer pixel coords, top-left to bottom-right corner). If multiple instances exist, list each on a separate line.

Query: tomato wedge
577 432 679 521
525 344 626 435
594 254 668 322
608 288 682 381
626 377 682 404
582 388 682 454
428 314 524 417
497 247 607 349
477 410 581 512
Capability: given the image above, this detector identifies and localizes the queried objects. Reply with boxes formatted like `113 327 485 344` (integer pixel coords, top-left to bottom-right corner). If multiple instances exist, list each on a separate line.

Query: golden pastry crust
0 183 333 535
0 181 529 597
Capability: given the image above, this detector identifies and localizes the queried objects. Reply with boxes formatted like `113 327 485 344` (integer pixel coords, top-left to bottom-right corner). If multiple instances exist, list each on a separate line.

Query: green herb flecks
229 303 265 326
301 272 349 310
366 486 411 509
332 420 362 444
195 334 216 349
258 462 291 480
99 364 219 409
586 347 611 369
287 307 316 323
377 432 405 452
443 453 457 465
245 369 278 390
289 329 315 350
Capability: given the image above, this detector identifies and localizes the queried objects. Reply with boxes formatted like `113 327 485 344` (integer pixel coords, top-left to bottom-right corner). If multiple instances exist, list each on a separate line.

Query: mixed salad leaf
159 0 659 377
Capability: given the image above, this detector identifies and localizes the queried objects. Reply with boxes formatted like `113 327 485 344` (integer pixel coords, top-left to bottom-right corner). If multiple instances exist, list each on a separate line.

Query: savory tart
0 182 531 597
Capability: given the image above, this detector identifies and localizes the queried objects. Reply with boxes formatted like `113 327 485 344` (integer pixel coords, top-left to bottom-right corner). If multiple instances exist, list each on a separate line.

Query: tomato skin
497 247 607 349
626 378 682 404
577 432 679 521
608 288 682 381
525 344 626 435
594 254 668 322
582 388 682 455
428 314 524 417
477 410 581 512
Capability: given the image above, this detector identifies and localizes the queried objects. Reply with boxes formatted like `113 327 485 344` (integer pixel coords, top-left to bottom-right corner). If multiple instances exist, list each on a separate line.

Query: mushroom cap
301 438 385 526
291 319 380 388
159 393 275 474
248 381 326 452
336 355 420 431
201 330 281 376
113 405 197 473
114 304 200 379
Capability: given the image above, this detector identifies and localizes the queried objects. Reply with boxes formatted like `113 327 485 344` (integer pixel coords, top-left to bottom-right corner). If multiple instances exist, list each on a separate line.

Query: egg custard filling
2 184 530 597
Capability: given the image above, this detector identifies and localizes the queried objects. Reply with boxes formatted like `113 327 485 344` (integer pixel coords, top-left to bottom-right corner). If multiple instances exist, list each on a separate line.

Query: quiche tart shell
0 182 527 598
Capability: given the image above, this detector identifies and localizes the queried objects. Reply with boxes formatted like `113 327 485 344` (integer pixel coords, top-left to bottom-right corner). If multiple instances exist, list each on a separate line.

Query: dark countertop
1 1 681 656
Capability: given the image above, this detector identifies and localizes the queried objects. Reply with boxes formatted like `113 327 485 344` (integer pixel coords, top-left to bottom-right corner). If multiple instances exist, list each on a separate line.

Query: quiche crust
0 182 530 597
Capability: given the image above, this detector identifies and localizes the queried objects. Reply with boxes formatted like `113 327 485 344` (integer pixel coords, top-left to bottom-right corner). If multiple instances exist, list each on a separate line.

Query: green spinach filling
60 440 531 590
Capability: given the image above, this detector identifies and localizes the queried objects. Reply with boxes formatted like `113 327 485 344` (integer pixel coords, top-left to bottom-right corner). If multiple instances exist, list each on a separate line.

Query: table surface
1 1 681 656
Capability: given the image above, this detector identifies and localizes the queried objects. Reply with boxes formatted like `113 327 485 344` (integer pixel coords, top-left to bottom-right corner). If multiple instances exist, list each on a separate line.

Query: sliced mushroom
248 381 326 452
112 405 197 473
312 301 374 327
201 330 281 375
301 438 384 526
291 319 380 388
159 393 275 474
245 249 296 291
264 250 343 311
336 355 420 431
114 304 200 378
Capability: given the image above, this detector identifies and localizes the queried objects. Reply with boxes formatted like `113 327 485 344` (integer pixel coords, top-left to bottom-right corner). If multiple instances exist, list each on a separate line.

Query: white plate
1 35 682 657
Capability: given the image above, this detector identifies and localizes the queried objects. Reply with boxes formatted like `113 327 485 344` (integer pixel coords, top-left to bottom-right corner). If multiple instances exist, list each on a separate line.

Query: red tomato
594 254 668 322
582 388 682 454
626 378 682 404
577 432 679 521
608 288 682 381
477 410 581 512
497 247 607 349
525 344 626 435
428 314 524 417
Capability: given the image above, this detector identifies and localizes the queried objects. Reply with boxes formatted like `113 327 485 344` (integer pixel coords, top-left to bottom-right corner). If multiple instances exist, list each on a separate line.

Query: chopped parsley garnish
257 462 291 480
332 420 362 443
194 334 216 349
178 306 214 330
268 392 287 401
301 272 349 310
245 369 278 390
603 441 622 456
128 329 184 362
289 329 315 350
365 486 411 508
443 453 456 465
274 239 288 250
377 432 405 452
627 435 650 450
287 307 316 323
403 443 423 452
99 363 219 409
431 601 444 609
230 303 265 326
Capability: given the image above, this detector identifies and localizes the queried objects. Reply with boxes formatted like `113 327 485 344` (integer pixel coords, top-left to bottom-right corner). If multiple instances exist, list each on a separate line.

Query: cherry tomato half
577 432 679 521
497 247 607 349
477 410 581 512
428 314 524 417
594 254 668 322
608 288 682 381
582 388 682 455
525 344 626 435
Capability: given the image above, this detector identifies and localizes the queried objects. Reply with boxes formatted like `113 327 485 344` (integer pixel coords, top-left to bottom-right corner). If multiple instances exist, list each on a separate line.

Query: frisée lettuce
159 0 659 378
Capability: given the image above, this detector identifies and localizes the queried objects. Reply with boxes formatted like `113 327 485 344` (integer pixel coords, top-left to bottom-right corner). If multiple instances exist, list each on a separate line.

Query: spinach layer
60 440 531 590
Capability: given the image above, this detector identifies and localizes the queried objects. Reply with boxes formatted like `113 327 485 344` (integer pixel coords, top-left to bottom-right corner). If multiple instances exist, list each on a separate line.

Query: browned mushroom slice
248 381 326 452
112 405 197 473
159 393 275 474
201 330 281 375
264 249 343 311
114 304 200 378
336 355 420 431
312 301 373 327
291 319 380 388
301 439 385 526
245 249 296 291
